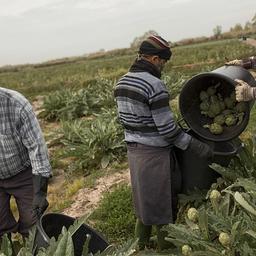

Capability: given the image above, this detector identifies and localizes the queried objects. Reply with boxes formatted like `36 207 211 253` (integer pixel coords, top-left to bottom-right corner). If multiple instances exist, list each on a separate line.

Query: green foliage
0 234 12 256
60 109 125 173
1 37 256 254
164 137 256 255
0 217 137 256
89 184 136 243
41 78 116 121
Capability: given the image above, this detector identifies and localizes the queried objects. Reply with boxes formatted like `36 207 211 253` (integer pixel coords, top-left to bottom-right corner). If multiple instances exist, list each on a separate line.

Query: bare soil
62 170 130 218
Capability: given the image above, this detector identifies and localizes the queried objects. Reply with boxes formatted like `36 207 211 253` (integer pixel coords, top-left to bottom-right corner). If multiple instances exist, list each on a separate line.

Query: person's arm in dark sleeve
226 56 256 69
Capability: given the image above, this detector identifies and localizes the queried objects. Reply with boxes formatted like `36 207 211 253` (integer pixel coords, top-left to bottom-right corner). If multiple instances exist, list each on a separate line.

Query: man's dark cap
139 35 172 60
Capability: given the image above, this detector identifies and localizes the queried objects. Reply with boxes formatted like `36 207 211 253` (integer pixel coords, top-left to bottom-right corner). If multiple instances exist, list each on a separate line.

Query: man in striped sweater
226 56 256 101
114 35 213 251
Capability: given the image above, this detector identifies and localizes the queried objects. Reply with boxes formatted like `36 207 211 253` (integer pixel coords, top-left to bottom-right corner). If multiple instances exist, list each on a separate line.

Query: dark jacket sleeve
242 56 256 69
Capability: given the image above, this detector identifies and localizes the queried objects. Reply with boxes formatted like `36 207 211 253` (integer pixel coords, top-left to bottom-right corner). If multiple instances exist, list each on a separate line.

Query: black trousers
0 167 36 236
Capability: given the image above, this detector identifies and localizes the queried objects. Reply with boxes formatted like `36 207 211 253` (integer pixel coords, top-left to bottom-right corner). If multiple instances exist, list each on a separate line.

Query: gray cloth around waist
127 143 180 225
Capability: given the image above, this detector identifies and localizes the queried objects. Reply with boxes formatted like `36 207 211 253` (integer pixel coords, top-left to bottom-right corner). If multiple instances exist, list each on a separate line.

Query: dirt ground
33 37 256 219
62 170 130 218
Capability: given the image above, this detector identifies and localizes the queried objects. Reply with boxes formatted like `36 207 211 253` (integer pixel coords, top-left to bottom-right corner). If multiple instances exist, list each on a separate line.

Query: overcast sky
0 0 255 66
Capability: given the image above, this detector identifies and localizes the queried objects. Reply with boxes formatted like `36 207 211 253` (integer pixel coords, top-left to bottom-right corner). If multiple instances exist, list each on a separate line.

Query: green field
2 38 256 255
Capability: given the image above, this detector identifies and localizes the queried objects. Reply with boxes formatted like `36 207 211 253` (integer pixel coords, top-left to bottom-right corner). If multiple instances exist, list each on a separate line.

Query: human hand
32 175 49 219
225 59 243 66
186 137 213 160
235 79 255 102
32 195 49 219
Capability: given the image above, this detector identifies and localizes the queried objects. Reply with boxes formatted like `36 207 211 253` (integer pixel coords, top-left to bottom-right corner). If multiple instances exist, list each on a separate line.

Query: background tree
244 21 252 31
213 25 222 39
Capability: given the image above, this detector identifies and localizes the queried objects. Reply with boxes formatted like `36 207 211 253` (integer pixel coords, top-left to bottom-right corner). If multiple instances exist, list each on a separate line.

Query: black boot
135 219 152 250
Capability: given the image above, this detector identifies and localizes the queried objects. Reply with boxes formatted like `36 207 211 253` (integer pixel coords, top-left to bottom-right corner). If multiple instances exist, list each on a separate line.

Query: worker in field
0 88 51 243
114 35 213 251
226 56 256 101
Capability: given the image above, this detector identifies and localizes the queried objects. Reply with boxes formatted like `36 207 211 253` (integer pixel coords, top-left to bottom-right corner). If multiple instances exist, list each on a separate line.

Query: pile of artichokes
199 83 246 135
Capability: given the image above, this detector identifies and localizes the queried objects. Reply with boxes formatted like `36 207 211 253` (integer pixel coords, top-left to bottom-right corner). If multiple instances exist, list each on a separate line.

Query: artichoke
214 114 225 125
182 245 192 256
219 101 226 111
210 95 219 103
200 90 208 101
225 114 237 126
200 101 210 111
208 102 221 117
210 190 221 206
210 190 221 201
218 232 231 247
187 207 199 223
224 97 234 109
207 86 216 96
205 123 223 134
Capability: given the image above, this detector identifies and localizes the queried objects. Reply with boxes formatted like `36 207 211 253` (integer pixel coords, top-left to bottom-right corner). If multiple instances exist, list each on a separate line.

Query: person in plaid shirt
0 87 51 241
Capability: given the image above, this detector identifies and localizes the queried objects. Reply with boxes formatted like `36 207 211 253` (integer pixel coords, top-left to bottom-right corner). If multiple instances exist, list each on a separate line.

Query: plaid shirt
0 87 52 179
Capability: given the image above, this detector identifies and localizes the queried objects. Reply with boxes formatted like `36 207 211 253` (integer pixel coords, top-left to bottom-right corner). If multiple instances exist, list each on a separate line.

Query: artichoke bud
225 114 237 126
210 189 221 204
210 95 218 103
219 232 231 247
224 97 234 109
214 114 225 125
200 90 208 101
200 101 210 111
207 86 216 96
210 189 221 200
182 244 192 256
187 207 199 223
209 123 223 134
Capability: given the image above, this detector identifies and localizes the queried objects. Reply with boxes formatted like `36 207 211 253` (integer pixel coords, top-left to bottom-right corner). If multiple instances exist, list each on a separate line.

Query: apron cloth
127 143 181 225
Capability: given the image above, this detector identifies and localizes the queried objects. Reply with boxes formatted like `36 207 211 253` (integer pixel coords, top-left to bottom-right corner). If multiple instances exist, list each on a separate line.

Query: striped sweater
114 71 191 149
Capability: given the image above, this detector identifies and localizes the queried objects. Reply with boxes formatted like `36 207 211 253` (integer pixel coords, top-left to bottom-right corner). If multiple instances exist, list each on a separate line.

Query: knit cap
139 35 172 60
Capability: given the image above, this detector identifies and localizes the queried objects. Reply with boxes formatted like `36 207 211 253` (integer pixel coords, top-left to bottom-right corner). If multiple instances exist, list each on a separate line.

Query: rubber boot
155 225 175 251
135 219 152 250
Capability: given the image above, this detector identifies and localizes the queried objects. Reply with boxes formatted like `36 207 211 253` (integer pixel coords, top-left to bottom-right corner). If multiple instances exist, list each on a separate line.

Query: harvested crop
225 114 237 126
207 86 216 96
214 114 225 125
204 123 223 135
200 101 210 111
199 85 246 135
200 90 208 101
